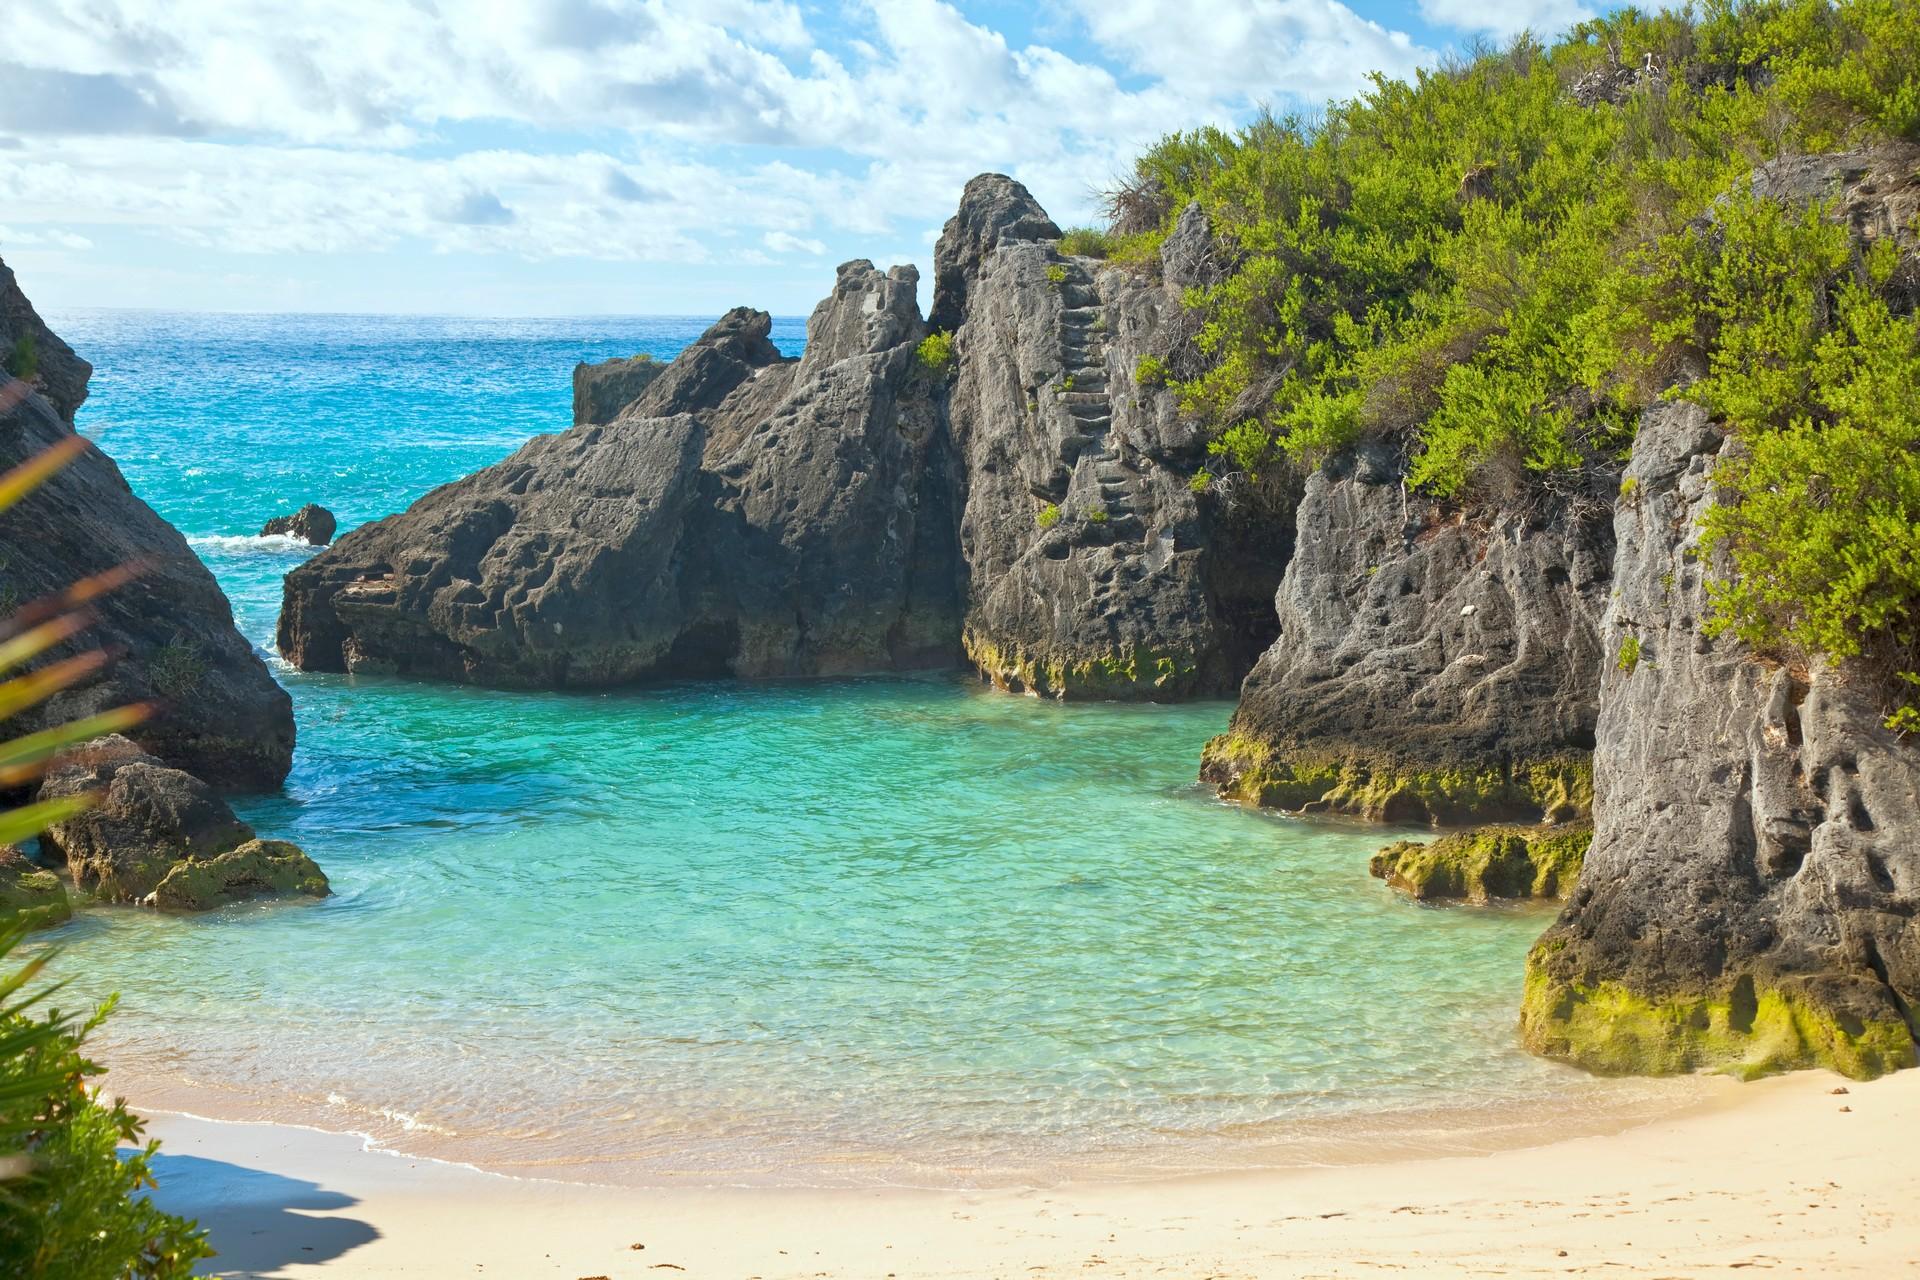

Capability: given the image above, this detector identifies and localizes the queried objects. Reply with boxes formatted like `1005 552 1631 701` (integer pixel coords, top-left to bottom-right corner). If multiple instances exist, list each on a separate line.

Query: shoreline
135 1066 1920 1277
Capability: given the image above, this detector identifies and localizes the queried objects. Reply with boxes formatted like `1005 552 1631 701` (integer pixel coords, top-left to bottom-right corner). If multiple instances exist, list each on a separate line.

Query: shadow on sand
143 1152 379 1277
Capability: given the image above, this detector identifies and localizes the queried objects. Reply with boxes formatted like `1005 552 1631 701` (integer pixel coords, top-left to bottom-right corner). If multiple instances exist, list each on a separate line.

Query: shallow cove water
38 310 1677 1187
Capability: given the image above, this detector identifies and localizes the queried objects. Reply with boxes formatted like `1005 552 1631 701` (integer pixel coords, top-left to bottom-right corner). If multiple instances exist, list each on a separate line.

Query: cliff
0 257 295 790
280 180 1290 696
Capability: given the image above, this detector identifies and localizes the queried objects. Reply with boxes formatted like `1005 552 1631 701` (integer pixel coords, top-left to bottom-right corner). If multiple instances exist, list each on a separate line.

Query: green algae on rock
1520 955 1917 1082
1200 731 1592 826
963 630 1208 700
0 845 72 930
145 839 330 912
1371 823 1590 902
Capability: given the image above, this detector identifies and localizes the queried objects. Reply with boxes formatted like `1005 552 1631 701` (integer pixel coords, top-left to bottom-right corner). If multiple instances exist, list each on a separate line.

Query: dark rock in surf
261 503 337 545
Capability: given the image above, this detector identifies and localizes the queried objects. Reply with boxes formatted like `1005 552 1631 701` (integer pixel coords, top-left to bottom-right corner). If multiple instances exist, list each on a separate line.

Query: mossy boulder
0 845 71 930
1370 822 1590 902
145 839 330 912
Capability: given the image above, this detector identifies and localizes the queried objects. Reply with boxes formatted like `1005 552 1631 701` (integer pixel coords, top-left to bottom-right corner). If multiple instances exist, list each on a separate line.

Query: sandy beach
134 1067 1920 1278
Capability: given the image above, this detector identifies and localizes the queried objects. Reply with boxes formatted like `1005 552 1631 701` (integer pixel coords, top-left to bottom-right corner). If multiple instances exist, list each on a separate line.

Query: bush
1134 354 1170 387
3 335 36 382
1036 503 1062 529
1057 227 1113 258
1044 264 1069 286
915 331 957 378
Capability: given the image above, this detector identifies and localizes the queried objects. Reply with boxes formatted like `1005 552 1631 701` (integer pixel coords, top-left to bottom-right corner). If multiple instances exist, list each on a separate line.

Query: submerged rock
0 255 294 789
261 503 337 545
1372 823 1589 903
146 839 329 911
1521 400 1920 1081
1202 442 1610 824
573 353 664 426
0 845 71 930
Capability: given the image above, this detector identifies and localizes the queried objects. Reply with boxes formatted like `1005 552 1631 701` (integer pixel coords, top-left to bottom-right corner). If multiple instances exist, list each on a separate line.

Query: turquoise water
35 310 1614 1186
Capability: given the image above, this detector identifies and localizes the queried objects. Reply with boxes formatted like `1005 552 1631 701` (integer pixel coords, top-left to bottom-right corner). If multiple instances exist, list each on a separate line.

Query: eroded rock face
147 838 329 911
261 503 337 545
573 354 665 426
0 845 71 930
280 262 965 684
1371 824 1589 903
941 177 1287 699
38 736 257 902
1521 402 1920 1080
1202 443 1611 824
1 256 90 425
0 257 294 790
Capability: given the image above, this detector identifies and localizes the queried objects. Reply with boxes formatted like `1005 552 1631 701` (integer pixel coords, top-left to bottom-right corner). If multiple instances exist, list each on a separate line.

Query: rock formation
280 266 965 684
1371 824 1589 903
0 256 295 790
261 503 337 545
1200 442 1610 823
281 186 1289 697
1521 400 1920 1079
0 844 71 930
573 353 664 426
36 735 326 910
1 256 90 425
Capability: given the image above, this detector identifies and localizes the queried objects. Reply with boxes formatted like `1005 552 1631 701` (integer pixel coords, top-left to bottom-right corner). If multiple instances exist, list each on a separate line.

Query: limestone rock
1372 823 1589 903
280 263 964 684
146 838 329 911
36 736 256 902
1202 443 1610 823
261 503 337 545
572 353 665 426
0 257 294 789
941 176 1289 699
0 845 71 930
1521 401 1920 1080
1 256 90 425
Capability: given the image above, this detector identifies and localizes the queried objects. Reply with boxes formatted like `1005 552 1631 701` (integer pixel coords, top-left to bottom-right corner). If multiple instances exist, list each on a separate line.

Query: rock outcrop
0 256 295 790
573 353 665 426
939 177 1290 698
1372 823 1589 903
0 844 71 930
280 264 964 684
147 838 329 911
261 503 337 545
1202 442 1610 824
36 735 326 909
1520 401 1920 1080
1 256 90 425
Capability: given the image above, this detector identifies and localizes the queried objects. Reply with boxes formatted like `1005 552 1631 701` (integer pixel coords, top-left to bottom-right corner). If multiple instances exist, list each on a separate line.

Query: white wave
187 532 316 555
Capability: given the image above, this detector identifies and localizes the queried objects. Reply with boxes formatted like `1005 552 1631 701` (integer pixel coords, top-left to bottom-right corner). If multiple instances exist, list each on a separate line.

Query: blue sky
0 1 1595 316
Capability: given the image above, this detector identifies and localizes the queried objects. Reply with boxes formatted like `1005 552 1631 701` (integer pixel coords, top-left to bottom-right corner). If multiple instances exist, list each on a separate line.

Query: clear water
32 309 1645 1187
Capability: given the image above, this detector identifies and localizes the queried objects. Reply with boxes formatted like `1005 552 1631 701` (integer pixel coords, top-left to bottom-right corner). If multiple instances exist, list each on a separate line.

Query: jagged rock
1 256 90 425
1202 442 1610 823
261 503 337 545
280 262 964 684
146 838 329 911
37 736 257 902
941 176 1289 699
0 257 294 789
0 844 71 930
573 353 665 426
1372 823 1590 903
1521 401 1920 1081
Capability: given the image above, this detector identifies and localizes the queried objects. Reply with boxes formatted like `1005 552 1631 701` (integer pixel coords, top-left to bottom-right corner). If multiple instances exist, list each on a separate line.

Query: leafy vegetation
1105 0 1920 721
1057 227 1113 258
915 330 956 377
1035 502 1062 529
3 336 36 383
1044 264 1069 286
1134 354 1170 387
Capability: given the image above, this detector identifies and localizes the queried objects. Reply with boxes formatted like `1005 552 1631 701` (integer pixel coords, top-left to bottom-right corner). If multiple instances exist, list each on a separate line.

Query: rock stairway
1054 261 1145 544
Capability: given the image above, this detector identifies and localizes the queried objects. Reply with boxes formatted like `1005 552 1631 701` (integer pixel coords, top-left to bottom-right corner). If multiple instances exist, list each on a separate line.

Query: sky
0 0 1596 316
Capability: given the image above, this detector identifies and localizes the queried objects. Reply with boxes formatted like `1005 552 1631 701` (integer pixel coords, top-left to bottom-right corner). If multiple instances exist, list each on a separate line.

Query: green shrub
2 335 36 382
1044 264 1069 286
1188 468 1213 493
1058 227 1114 258
1134 354 1170 387
1088 506 1110 524
1616 633 1643 675
1036 503 1062 529
915 331 956 377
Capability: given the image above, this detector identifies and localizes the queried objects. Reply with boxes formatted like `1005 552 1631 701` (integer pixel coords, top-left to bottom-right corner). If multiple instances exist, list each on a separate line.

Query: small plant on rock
1134 354 1169 388
1036 503 1062 529
1044 264 1069 287
1088 506 1110 524
915 331 957 378
1616 633 1643 675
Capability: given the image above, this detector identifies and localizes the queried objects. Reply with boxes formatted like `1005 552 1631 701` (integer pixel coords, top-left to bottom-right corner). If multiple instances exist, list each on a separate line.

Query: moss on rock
1371 822 1590 902
145 839 330 912
1520 957 1918 1082
1200 732 1592 825
963 629 1205 700
0 845 71 930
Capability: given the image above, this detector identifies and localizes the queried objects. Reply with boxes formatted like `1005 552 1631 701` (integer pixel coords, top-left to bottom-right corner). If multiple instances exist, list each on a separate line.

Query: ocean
37 308 1656 1187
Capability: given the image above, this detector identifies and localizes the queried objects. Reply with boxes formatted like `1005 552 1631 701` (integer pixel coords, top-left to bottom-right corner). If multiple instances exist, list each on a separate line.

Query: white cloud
0 0 1439 310
0 225 94 250
1417 0 1594 39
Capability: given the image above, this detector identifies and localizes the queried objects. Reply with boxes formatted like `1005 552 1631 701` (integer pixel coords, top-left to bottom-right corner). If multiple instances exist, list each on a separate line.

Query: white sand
135 1067 1920 1278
